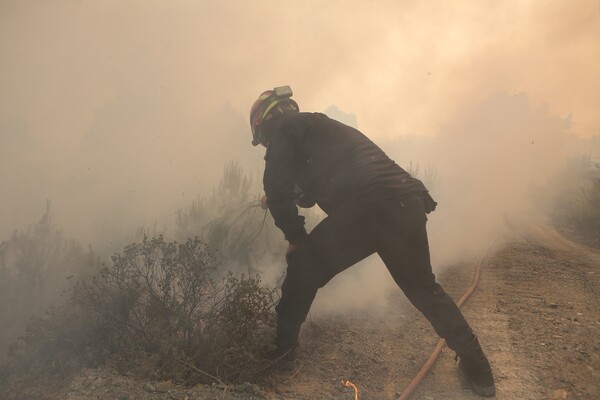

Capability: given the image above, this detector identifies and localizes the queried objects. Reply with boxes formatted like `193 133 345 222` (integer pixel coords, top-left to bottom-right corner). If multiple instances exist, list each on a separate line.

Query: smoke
1 1 598 314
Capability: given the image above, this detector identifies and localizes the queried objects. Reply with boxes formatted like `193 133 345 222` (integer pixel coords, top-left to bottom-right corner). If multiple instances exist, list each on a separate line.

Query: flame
341 380 359 400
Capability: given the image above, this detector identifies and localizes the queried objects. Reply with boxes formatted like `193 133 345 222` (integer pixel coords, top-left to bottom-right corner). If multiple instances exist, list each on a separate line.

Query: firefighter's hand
285 242 299 262
260 194 268 210
287 242 299 254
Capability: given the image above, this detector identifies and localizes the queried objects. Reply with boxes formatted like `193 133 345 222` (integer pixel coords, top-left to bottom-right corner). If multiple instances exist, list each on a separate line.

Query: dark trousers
275 194 477 356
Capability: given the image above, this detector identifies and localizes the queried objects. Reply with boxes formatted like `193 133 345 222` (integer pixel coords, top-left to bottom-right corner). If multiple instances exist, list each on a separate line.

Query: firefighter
250 86 495 397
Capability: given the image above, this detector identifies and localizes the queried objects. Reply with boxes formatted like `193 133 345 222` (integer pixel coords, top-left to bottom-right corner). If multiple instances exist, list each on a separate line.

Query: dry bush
2 159 322 389
176 160 321 274
2 235 277 386
537 154 600 237
201 273 277 382
0 201 99 363
176 161 278 272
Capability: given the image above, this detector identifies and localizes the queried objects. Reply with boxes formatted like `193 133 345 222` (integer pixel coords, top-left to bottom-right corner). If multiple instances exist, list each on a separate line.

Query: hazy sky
1 0 599 247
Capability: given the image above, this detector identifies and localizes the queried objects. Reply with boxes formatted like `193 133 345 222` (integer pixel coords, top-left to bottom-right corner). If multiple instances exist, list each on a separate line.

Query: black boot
266 346 298 371
269 316 301 371
455 337 496 397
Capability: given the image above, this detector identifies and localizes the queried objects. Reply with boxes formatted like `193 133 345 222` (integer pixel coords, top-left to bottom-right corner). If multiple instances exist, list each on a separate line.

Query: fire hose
396 236 499 400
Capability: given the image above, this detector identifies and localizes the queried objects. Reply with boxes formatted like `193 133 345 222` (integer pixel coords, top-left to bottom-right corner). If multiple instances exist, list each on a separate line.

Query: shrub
562 174 600 233
202 273 277 382
0 202 98 363
69 236 218 371
176 160 321 273
539 154 600 236
2 159 322 388
2 235 277 385
176 161 278 271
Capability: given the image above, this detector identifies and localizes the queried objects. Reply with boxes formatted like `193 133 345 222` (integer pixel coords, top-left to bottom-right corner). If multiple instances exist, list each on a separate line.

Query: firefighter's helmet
250 85 299 146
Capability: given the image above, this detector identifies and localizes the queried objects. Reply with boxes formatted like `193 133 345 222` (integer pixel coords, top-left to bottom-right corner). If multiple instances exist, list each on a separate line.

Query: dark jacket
262 112 430 244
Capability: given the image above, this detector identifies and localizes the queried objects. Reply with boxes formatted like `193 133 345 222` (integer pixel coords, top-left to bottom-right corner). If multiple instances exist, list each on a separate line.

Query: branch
176 358 226 387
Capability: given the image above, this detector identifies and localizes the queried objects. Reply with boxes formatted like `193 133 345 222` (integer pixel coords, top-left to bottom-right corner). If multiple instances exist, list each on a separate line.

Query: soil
3 220 599 399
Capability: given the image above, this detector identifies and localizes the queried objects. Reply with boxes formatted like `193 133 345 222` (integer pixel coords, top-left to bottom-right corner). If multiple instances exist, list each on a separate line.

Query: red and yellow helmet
249 85 299 146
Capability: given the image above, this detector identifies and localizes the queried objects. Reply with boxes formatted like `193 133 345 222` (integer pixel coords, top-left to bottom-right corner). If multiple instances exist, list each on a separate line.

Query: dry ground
3 220 599 400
